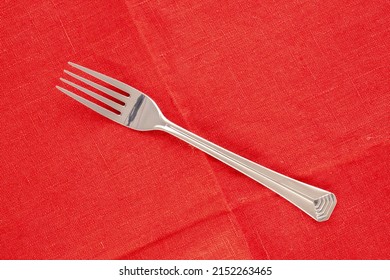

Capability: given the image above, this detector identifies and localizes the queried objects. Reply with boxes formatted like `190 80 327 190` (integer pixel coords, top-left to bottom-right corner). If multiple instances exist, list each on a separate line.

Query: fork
56 62 337 222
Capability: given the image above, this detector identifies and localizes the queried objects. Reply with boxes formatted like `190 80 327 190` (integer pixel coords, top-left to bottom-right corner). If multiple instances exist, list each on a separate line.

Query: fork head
56 62 166 131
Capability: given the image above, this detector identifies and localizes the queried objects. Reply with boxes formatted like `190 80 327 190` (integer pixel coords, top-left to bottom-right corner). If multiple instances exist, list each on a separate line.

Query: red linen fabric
1 0 389 259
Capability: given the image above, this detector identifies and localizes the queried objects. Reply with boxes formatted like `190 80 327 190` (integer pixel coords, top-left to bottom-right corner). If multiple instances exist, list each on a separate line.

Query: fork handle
158 119 336 222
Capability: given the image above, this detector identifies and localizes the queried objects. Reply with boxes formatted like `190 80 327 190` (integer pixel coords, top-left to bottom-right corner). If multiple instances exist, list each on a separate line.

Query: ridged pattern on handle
314 193 337 222
159 119 337 222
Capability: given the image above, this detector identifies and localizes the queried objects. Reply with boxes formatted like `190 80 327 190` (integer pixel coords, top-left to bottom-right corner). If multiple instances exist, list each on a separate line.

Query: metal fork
56 62 336 222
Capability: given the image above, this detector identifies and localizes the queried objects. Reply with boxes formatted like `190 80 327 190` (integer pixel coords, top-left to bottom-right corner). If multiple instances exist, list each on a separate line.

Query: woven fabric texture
1 0 389 259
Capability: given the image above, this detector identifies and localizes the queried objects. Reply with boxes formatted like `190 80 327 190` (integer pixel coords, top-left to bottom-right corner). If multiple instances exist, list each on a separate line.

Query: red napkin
1 0 389 259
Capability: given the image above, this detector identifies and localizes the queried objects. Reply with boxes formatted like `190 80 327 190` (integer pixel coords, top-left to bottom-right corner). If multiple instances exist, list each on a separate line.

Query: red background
1 0 389 259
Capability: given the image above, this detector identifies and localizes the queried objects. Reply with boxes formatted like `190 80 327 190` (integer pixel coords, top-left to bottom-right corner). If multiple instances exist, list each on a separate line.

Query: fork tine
68 62 142 97
60 78 124 112
64 70 128 103
56 86 122 122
